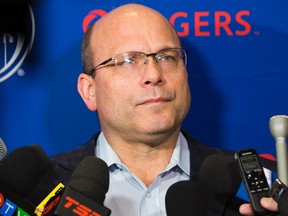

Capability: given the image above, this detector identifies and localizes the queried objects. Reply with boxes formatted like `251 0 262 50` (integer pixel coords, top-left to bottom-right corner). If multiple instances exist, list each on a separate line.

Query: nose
141 56 165 86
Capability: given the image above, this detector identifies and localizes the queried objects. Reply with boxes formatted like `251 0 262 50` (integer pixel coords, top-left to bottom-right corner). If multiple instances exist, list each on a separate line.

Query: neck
105 131 179 187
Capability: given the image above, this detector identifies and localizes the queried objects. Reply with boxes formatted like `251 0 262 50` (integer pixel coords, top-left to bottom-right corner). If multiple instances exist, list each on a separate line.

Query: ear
77 73 97 111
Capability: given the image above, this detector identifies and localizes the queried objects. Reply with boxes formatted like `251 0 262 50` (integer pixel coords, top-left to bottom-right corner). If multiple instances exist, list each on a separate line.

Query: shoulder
51 133 99 168
181 130 233 181
182 130 277 173
182 130 234 159
51 132 101 177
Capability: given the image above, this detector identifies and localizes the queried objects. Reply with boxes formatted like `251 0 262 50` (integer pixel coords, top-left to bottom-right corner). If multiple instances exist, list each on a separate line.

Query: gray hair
81 25 95 74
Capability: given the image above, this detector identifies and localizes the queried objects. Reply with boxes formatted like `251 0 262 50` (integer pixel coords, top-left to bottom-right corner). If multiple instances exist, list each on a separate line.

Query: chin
141 124 177 136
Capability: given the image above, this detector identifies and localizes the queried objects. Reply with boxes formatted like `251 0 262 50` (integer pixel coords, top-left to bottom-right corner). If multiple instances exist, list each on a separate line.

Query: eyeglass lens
113 48 186 73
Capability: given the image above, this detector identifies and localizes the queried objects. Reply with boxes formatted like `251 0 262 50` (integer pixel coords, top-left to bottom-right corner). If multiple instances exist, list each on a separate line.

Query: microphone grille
68 156 110 205
0 144 50 195
0 138 7 161
199 154 242 197
165 180 207 216
269 115 288 139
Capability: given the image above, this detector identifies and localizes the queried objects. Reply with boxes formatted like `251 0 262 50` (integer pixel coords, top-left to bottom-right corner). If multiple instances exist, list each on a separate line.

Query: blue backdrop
1 0 287 158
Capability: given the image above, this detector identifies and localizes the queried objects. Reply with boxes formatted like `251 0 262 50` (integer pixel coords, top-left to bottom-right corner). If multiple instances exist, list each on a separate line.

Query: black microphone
278 191 288 216
165 154 243 216
199 154 242 197
166 179 238 216
42 156 111 216
269 178 288 216
0 144 51 215
199 154 243 215
165 180 207 216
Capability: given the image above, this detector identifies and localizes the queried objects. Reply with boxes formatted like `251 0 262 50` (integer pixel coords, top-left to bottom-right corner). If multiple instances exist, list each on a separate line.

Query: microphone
165 154 243 216
0 144 51 215
279 192 288 216
42 156 111 216
269 178 288 216
199 154 242 198
165 180 207 216
269 115 288 185
199 154 243 215
34 183 65 216
165 180 242 216
0 137 7 162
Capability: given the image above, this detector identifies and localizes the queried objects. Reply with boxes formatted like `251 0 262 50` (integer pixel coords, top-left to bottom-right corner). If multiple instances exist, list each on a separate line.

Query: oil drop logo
0 5 35 83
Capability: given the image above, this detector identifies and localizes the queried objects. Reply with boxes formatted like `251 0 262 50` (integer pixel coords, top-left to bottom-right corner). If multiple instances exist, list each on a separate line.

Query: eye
156 49 182 63
115 57 134 66
158 54 177 62
117 58 134 66
115 53 141 66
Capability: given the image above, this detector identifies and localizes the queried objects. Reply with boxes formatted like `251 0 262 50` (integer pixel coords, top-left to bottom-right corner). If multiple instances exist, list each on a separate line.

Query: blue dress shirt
96 132 190 216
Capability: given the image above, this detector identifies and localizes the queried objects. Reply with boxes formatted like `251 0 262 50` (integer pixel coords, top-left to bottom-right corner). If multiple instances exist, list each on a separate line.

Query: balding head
78 3 191 146
81 4 180 74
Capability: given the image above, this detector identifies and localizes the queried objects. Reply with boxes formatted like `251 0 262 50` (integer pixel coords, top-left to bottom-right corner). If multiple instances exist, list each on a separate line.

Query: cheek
172 74 191 106
169 71 189 91
95 78 132 110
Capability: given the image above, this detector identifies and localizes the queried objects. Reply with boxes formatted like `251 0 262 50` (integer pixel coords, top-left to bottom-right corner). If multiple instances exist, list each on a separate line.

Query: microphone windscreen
68 156 109 205
0 138 7 161
199 154 241 197
0 144 50 195
279 191 288 216
165 180 207 216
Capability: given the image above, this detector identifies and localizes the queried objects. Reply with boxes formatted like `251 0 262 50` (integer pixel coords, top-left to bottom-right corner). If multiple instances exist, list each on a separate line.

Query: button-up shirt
96 132 190 216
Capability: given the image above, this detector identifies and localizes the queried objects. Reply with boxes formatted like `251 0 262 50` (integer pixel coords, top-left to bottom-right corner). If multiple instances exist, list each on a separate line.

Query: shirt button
146 192 152 198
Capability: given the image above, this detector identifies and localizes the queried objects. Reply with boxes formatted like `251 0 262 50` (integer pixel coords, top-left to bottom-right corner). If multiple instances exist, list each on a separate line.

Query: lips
138 97 171 105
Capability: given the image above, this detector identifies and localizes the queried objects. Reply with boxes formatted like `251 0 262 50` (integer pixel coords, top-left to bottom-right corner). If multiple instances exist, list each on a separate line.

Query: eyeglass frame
85 47 188 76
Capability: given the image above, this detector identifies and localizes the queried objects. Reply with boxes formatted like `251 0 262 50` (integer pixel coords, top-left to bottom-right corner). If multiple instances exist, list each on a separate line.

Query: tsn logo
0 193 29 216
83 9 253 37
62 196 101 216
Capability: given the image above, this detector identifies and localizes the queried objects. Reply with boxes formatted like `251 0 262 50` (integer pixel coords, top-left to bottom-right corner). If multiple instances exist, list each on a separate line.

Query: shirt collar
96 132 122 167
95 131 190 176
169 132 190 176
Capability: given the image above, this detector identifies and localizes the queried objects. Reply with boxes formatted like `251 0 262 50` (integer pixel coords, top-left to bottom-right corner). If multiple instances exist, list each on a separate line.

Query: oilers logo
82 9 107 32
0 4 35 83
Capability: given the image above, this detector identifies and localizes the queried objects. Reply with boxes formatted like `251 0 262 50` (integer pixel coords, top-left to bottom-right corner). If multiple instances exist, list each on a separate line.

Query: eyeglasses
86 48 187 76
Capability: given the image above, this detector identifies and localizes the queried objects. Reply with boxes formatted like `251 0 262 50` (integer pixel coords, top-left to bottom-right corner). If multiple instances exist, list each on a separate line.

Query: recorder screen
241 154 261 172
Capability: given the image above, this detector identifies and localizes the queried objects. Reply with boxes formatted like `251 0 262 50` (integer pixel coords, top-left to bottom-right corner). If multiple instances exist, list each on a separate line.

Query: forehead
89 6 180 59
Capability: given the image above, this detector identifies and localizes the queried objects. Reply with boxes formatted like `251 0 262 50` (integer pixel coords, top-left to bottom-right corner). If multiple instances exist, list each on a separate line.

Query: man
27 3 277 215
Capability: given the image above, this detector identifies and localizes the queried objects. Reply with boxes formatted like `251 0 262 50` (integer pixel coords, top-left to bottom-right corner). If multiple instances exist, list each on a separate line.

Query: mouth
138 97 171 106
